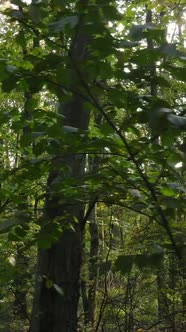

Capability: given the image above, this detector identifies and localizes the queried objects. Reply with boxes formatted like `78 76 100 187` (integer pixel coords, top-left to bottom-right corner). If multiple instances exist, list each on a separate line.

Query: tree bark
157 262 170 331
13 21 38 324
87 205 99 327
13 246 29 321
30 9 91 332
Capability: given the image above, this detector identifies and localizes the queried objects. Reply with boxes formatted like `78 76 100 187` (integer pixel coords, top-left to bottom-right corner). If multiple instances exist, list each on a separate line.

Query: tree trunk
13 23 38 324
13 246 29 321
85 155 99 327
35 228 83 332
87 205 99 327
157 263 170 331
81 205 99 328
13 91 32 323
30 11 91 332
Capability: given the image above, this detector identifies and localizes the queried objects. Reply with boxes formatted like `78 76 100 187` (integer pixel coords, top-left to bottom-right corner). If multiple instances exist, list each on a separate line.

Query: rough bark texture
36 227 83 332
30 10 91 332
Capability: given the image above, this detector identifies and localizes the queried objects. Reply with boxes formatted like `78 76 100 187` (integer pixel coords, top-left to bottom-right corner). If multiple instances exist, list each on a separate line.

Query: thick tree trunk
30 110 89 332
30 10 91 332
36 228 83 332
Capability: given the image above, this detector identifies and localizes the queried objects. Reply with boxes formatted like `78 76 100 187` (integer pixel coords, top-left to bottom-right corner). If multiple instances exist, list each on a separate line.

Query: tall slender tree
30 2 92 331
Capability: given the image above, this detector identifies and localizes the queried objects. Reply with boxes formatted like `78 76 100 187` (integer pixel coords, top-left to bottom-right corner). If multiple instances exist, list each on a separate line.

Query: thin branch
80 196 98 231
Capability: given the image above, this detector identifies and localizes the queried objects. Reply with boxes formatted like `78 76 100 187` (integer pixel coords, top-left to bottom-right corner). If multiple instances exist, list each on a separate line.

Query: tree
29 2 93 331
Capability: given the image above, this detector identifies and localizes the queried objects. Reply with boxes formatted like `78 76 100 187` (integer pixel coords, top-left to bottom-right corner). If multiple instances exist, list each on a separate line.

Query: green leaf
114 255 133 275
32 0 43 3
49 16 79 33
128 189 143 198
45 278 53 289
101 4 122 21
153 76 171 88
130 23 156 40
7 256 16 267
37 234 53 249
167 114 186 129
15 31 27 49
160 197 183 209
37 222 63 249
135 254 150 268
29 4 42 24
0 219 17 233
117 40 140 48
165 65 186 82
160 186 176 197
135 253 163 269
11 0 27 6
160 43 182 57
53 284 64 296
0 62 9 81
52 0 65 8
10 10 25 20
14 225 27 238
98 261 111 275
167 182 186 193
131 48 160 65
1 77 18 92
63 125 78 133
27 77 45 93
6 65 17 73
